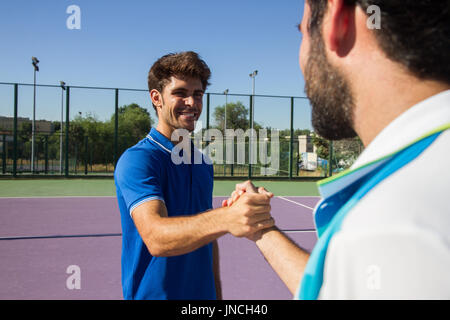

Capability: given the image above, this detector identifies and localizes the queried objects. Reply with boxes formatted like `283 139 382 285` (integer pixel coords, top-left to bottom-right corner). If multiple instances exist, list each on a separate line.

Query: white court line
277 196 315 211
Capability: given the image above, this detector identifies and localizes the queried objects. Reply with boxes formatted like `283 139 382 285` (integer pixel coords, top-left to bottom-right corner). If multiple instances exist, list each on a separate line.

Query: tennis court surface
0 186 320 300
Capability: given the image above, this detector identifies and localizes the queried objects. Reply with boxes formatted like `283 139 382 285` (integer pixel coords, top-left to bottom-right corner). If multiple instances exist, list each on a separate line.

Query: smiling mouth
178 111 198 120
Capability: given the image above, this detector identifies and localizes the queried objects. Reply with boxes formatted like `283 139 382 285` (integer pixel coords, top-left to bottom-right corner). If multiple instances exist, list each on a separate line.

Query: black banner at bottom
1 300 444 318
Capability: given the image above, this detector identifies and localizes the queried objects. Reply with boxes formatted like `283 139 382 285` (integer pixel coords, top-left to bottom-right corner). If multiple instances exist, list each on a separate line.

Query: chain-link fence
0 82 363 179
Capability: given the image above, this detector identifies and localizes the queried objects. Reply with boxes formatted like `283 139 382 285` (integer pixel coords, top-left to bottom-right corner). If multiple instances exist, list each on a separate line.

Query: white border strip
129 196 165 217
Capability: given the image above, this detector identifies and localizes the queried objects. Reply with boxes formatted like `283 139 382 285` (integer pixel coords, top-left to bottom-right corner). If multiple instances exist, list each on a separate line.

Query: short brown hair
148 51 211 112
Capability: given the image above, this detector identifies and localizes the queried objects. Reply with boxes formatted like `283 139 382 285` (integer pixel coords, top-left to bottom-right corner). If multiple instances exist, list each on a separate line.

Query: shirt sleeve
114 148 165 217
319 226 450 299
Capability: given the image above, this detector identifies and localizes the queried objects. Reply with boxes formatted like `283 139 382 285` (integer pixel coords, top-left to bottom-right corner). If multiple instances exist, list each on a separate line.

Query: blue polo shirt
114 127 216 300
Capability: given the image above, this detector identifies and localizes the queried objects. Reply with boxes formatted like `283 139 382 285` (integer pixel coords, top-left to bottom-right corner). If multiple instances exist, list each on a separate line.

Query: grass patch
0 179 320 197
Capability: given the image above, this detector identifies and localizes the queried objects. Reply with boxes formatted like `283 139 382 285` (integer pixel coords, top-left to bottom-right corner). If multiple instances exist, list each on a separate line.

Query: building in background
0 116 54 134
298 134 318 171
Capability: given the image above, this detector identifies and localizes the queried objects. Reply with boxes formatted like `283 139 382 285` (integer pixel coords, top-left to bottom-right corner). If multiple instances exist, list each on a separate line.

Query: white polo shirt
318 90 450 299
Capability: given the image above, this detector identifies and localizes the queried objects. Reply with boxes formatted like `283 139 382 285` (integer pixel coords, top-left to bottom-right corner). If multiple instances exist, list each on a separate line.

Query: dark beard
304 32 357 140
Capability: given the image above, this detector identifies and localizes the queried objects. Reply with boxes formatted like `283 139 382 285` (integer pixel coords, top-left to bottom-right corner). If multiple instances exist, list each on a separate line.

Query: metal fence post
2 134 6 174
206 93 210 130
44 135 48 174
65 86 70 177
13 84 18 177
289 97 294 179
114 88 119 168
84 135 88 175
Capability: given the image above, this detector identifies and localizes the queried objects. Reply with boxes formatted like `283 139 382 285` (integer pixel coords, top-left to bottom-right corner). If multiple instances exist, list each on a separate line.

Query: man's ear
150 89 163 113
324 0 356 57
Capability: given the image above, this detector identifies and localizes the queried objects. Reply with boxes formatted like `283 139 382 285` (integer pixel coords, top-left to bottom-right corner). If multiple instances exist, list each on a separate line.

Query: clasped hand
222 181 275 241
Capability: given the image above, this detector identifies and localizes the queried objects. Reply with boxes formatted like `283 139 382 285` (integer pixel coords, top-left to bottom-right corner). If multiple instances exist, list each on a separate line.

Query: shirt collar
147 127 174 153
351 89 450 169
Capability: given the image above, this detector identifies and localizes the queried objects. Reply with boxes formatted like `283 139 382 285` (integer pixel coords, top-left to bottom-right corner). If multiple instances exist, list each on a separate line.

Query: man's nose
185 95 195 106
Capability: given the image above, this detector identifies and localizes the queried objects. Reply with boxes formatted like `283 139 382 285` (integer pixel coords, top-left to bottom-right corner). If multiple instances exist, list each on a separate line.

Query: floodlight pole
249 70 257 168
249 71 257 131
223 89 229 133
32 68 35 173
31 57 39 174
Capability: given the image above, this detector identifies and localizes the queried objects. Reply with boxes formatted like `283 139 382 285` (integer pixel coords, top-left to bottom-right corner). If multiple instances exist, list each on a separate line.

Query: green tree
68 115 87 169
18 122 31 142
18 122 32 159
108 103 154 156
312 134 330 160
312 135 364 171
213 101 262 131
74 112 107 165
52 121 61 132
278 128 311 139
333 137 364 169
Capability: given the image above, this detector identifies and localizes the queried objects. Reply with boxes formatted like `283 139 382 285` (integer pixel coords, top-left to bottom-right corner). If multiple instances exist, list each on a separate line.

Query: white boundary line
277 196 315 211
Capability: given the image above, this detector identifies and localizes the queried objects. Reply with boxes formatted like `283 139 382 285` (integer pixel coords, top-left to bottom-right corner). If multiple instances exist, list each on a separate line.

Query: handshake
220 180 276 241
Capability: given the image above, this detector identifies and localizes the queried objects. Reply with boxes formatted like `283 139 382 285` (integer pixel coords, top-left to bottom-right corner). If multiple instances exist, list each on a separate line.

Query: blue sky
0 0 312 130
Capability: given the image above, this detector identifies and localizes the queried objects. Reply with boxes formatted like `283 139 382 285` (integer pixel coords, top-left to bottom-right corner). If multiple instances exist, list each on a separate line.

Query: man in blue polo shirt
114 51 275 300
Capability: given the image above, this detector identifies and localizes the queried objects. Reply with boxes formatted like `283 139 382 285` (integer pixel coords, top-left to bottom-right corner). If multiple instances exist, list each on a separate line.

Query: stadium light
249 70 258 131
249 70 258 166
32 57 39 71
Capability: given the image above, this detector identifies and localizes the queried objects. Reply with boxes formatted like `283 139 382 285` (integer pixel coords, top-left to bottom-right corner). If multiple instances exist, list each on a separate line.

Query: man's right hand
222 180 272 207
223 190 274 238
221 180 275 240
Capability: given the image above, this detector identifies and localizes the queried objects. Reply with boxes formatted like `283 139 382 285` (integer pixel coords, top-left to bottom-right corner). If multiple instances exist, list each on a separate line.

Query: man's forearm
134 193 273 257
144 207 228 257
254 227 310 295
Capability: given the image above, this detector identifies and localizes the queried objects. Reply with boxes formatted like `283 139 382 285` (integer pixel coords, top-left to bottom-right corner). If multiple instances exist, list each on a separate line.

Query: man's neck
351 62 450 147
155 122 174 141
155 122 191 144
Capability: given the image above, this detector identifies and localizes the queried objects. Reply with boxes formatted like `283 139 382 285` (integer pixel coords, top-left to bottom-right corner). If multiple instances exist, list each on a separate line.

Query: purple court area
0 196 320 300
